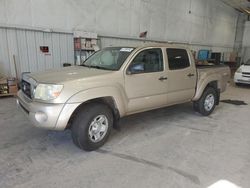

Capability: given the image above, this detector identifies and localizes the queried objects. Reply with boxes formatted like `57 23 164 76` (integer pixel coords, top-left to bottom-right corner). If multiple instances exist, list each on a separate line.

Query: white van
234 59 250 85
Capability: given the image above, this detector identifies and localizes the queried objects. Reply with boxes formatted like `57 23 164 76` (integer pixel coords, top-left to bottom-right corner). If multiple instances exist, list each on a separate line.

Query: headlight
236 68 242 73
34 84 63 100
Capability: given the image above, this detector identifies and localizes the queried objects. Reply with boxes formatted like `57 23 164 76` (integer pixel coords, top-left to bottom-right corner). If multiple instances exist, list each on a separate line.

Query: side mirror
127 63 144 75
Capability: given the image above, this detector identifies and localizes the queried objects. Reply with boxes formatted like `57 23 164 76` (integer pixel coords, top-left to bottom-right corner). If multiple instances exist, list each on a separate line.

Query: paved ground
0 84 249 188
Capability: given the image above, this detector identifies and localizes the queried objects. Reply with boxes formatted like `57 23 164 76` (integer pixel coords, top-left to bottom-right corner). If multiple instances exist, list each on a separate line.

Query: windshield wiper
89 65 111 70
81 64 111 70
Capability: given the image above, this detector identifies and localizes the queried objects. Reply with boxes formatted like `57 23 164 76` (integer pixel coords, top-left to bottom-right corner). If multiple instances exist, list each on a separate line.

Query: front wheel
71 103 113 151
193 87 217 116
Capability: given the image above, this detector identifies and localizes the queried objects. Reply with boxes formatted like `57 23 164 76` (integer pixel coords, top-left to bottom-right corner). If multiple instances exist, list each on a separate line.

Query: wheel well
206 81 218 90
66 97 120 129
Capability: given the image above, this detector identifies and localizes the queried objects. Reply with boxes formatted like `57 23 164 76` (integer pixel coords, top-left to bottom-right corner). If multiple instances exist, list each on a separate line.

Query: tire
235 83 241 87
194 87 217 116
193 101 199 112
71 103 113 151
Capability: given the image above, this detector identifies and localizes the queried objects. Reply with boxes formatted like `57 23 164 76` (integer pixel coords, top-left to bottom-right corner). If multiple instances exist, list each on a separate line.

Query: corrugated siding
0 29 10 76
242 47 250 62
0 28 74 78
0 27 238 79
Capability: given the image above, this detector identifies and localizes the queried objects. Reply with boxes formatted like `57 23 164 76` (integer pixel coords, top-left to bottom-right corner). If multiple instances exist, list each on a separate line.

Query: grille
242 72 250 75
242 72 250 78
21 80 31 99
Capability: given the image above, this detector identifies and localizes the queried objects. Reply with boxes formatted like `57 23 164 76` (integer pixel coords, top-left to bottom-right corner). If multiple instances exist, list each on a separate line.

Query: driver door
124 48 168 114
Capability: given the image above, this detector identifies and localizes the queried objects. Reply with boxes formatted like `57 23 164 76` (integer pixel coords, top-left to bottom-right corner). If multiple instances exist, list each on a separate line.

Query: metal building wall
0 0 244 77
0 28 74 78
0 0 240 49
242 21 250 62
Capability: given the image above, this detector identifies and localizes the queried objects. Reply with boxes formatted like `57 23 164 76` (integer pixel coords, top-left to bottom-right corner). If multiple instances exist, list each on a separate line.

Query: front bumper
234 73 250 85
17 90 80 130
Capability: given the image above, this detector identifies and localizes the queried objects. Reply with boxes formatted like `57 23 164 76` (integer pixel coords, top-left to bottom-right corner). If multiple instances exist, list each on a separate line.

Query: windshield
82 47 135 70
245 59 250 65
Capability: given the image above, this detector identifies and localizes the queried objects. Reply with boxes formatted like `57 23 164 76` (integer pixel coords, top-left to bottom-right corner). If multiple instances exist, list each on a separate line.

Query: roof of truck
106 43 189 50
138 43 188 48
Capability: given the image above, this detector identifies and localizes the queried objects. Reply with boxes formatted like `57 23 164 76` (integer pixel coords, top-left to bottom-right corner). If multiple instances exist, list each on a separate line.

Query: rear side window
167 48 190 70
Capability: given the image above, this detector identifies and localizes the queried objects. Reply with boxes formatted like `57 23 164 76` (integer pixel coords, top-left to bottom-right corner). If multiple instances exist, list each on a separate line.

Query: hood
29 66 113 84
241 65 250 73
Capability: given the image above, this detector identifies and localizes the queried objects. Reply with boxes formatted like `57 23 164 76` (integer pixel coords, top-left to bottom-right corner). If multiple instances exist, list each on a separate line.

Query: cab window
128 48 163 74
167 48 190 70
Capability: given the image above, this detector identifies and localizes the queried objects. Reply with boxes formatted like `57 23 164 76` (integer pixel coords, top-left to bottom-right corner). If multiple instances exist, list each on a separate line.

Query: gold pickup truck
17 45 230 151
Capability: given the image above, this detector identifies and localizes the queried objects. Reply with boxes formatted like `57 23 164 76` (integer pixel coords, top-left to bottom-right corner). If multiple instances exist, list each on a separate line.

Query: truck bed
196 64 231 94
196 64 228 69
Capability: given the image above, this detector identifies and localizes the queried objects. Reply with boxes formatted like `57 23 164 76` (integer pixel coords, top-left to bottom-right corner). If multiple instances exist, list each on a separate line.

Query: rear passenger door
166 48 197 105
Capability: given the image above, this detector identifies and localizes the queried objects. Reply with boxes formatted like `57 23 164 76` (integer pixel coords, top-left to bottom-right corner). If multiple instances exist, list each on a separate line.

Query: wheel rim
204 94 215 112
88 115 109 143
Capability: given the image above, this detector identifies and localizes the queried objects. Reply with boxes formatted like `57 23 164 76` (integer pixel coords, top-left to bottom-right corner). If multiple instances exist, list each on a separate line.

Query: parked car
17 45 230 151
234 59 250 86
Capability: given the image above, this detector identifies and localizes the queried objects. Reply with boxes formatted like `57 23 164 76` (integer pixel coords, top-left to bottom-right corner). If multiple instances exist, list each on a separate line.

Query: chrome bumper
234 73 250 84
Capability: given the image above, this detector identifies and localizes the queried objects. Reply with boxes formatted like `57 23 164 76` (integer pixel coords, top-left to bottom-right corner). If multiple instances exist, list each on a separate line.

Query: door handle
159 76 168 81
187 73 195 77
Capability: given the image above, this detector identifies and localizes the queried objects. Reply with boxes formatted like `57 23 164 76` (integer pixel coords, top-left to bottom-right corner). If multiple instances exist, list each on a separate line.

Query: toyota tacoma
17 45 230 151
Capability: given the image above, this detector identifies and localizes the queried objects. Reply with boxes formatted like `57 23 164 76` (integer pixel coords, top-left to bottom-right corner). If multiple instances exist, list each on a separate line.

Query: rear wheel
193 87 217 116
71 103 113 151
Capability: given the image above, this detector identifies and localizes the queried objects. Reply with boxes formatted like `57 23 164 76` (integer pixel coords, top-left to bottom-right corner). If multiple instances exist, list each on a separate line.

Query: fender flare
55 86 128 130
67 86 128 116
193 75 222 101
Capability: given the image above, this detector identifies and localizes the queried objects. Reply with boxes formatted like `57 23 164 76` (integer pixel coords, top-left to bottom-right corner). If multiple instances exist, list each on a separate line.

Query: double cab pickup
17 45 230 151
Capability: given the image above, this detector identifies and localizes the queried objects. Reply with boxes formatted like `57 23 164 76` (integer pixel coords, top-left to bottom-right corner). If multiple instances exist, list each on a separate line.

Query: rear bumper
234 73 250 84
17 90 80 130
